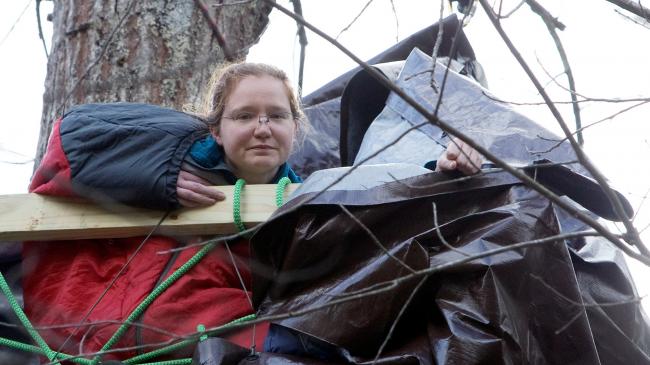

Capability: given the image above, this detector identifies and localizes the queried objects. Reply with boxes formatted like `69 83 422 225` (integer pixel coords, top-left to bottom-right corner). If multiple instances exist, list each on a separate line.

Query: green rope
197 324 207 342
0 336 94 365
93 241 218 364
124 314 256 364
0 271 56 361
233 178 247 232
275 177 291 207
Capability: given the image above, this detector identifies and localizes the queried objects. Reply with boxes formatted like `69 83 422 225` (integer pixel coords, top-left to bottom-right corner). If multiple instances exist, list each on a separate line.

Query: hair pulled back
197 62 308 142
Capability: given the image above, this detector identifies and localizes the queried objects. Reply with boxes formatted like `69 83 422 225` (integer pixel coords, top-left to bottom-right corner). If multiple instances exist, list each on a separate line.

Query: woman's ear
210 127 223 146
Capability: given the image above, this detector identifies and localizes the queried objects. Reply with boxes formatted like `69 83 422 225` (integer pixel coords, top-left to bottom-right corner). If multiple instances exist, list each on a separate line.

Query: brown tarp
245 168 649 364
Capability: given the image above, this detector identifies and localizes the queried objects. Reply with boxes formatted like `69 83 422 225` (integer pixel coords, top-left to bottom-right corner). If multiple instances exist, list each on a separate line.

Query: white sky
1 0 649 312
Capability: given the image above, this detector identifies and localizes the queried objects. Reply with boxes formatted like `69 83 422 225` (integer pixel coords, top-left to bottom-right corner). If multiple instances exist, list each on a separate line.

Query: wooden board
0 184 300 241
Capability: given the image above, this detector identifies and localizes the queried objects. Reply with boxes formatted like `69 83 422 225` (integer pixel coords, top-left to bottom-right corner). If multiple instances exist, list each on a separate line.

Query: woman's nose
253 117 272 136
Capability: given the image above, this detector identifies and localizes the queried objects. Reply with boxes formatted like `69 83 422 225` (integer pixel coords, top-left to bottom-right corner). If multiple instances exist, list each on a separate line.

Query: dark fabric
250 170 650 364
58 103 208 210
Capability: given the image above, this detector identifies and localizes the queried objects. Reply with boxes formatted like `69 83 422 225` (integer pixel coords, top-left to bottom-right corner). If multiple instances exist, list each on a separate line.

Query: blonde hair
193 62 309 145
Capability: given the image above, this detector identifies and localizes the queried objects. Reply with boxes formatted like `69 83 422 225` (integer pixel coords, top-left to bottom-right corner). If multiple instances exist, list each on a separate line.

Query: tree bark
36 0 273 166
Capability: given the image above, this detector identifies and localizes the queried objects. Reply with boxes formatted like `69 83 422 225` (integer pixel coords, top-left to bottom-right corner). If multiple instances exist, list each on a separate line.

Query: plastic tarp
229 44 648 365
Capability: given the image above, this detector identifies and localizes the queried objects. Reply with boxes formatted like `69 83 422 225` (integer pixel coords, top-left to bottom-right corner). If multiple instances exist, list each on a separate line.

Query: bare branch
525 0 566 30
429 0 445 92
36 0 49 58
526 0 583 145
290 0 307 96
389 0 399 43
482 89 650 106
432 202 470 256
200 231 608 338
605 0 650 21
529 100 650 154
373 276 427 363
259 0 650 266
499 0 526 19
194 0 234 61
478 0 649 260
335 0 374 40
339 204 417 274
614 8 650 28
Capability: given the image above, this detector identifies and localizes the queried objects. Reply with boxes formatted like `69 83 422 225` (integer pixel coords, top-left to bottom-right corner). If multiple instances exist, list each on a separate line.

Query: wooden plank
0 184 300 241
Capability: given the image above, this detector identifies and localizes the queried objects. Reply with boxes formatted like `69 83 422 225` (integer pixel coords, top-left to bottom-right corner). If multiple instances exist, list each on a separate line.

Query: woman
24 62 306 362
24 61 481 362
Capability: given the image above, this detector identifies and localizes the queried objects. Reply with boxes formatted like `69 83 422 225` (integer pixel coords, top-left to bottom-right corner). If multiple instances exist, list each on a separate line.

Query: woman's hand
435 137 483 175
176 170 225 207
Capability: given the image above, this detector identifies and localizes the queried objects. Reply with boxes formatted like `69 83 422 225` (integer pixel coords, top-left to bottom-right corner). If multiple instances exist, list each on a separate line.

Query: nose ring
258 115 271 125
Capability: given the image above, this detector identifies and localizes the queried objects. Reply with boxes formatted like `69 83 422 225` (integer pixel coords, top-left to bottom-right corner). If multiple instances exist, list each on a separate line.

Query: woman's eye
269 112 291 122
235 113 254 121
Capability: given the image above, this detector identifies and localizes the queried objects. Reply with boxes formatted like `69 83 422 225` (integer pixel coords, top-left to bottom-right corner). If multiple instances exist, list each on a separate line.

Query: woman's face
212 75 297 184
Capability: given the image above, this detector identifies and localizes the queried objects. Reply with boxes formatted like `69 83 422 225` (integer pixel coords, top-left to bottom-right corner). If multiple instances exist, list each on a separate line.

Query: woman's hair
192 62 309 145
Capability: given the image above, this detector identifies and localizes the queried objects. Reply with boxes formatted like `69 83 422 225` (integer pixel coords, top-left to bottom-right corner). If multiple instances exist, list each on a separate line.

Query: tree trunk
36 0 273 166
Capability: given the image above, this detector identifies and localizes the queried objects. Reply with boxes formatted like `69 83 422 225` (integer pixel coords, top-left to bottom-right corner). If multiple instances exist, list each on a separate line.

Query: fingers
436 138 483 175
176 170 225 207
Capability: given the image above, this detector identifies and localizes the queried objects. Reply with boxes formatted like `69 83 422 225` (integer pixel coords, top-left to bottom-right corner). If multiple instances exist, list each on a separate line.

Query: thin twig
605 0 650 20
194 0 234 61
432 202 469 256
290 0 307 96
481 90 650 106
526 0 583 145
339 204 416 273
0 0 32 48
0 319 181 339
429 0 445 92
529 273 645 335
36 0 49 57
389 0 399 42
529 100 650 154
372 276 427 364
499 0 526 18
633 186 650 222
525 0 566 30
335 0 374 40
615 8 650 28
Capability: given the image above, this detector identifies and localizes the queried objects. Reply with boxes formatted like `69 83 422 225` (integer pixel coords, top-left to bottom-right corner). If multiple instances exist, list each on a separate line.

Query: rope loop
275 177 291 207
233 178 247 232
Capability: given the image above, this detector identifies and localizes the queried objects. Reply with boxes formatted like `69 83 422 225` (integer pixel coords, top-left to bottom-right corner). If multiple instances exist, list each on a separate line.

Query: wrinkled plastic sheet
244 166 650 364
290 15 479 178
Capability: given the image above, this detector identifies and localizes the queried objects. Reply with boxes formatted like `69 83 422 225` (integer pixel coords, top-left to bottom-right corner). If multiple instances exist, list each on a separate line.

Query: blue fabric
264 324 340 361
188 135 302 184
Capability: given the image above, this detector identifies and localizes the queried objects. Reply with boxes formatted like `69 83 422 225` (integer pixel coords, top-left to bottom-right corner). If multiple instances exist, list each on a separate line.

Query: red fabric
23 238 264 360
23 121 268 360
28 118 74 196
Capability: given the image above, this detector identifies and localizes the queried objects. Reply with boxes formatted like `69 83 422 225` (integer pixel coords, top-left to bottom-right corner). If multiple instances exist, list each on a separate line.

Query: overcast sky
1 0 648 310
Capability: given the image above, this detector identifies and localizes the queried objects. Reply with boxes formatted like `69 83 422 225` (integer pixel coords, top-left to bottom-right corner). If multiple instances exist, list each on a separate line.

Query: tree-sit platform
0 184 299 241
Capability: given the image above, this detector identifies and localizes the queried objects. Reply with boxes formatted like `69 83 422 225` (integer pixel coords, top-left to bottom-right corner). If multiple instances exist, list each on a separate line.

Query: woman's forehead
225 75 291 111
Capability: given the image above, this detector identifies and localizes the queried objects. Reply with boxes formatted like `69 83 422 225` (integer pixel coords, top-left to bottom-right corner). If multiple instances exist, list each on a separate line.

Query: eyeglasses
222 111 294 126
